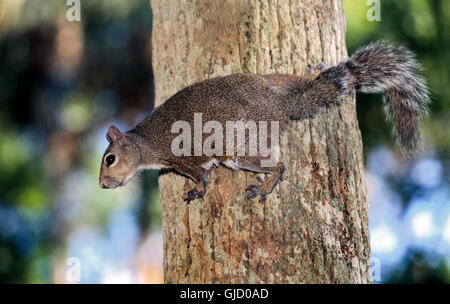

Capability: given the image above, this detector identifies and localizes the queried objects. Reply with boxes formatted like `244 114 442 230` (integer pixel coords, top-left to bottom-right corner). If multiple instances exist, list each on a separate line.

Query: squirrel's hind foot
184 187 205 203
245 184 267 203
245 163 285 203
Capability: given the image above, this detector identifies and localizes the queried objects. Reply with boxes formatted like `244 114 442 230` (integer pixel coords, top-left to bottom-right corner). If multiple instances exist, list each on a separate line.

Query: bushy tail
346 42 430 156
297 41 430 157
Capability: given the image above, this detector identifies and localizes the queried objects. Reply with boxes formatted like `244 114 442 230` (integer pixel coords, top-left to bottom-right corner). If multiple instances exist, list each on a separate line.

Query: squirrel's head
99 125 141 189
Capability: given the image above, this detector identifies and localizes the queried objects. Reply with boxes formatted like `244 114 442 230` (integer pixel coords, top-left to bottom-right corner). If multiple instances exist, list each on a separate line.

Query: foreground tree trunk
151 0 371 283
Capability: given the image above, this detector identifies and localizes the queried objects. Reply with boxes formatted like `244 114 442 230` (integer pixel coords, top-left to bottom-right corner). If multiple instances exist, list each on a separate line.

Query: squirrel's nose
100 182 108 189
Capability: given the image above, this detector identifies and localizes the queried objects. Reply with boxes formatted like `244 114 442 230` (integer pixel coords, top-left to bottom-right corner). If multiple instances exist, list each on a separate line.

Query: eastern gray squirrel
99 42 430 202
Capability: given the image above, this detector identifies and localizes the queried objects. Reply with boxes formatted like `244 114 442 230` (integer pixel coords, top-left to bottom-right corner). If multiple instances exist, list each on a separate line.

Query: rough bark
151 0 371 283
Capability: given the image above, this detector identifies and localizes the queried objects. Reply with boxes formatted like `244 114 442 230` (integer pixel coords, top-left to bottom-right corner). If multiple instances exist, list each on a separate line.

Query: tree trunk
151 0 371 283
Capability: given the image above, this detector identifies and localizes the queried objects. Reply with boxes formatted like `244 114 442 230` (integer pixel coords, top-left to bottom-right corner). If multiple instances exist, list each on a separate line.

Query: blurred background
0 0 448 283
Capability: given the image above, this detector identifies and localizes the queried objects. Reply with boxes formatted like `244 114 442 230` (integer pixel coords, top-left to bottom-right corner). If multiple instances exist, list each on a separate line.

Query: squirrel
99 42 430 202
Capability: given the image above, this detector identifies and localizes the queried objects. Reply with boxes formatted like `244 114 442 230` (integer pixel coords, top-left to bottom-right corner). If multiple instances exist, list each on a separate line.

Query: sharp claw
259 194 266 203
245 184 268 202
245 184 259 199
246 192 257 199
184 193 195 202
184 188 205 202
246 191 257 199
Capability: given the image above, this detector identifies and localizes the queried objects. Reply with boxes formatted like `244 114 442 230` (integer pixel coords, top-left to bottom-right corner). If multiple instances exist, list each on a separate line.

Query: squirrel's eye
106 154 116 166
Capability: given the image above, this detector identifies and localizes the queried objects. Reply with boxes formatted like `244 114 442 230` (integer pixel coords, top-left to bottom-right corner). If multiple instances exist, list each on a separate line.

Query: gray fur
99 41 431 200
291 41 430 156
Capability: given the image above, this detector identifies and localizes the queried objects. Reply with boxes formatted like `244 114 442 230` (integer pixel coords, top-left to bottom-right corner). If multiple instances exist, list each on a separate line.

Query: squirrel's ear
106 125 129 146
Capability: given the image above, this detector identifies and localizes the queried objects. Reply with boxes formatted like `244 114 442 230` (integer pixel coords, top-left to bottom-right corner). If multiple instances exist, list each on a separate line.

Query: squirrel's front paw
245 184 267 203
184 188 205 203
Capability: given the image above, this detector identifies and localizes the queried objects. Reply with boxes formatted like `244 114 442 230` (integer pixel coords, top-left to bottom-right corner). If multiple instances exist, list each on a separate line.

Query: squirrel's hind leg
231 157 285 203
247 162 285 203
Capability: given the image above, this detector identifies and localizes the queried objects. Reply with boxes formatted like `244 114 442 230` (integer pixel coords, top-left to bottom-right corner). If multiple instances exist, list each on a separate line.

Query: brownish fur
99 42 430 202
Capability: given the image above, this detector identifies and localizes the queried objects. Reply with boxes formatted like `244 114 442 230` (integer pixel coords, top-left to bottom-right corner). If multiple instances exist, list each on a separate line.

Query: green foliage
344 0 450 158
344 0 450 284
